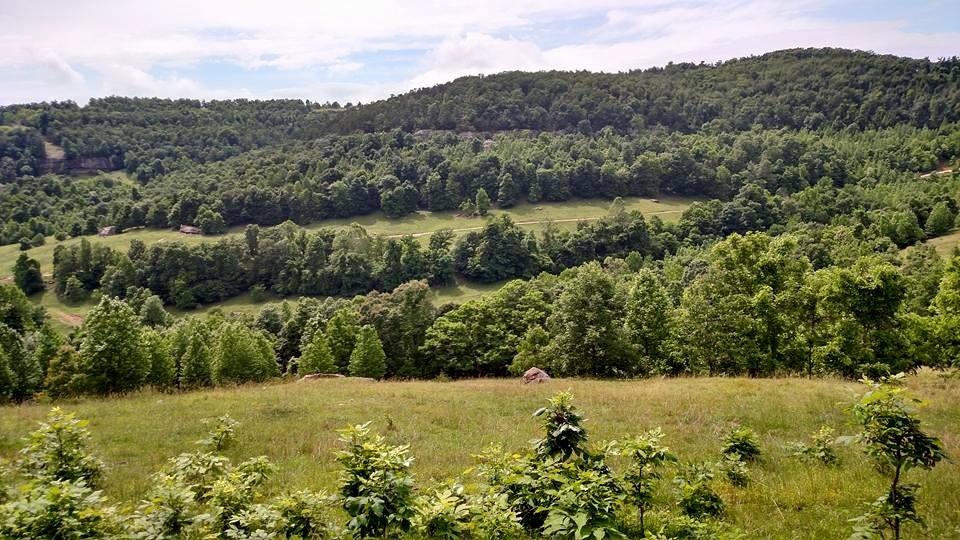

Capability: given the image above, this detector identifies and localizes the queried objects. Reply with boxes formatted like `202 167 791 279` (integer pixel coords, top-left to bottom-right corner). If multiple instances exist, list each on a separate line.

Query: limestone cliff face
37 156 116 175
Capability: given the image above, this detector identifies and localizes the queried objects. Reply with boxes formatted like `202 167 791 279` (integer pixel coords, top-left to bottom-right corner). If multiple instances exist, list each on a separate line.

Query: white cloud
0 0 957 105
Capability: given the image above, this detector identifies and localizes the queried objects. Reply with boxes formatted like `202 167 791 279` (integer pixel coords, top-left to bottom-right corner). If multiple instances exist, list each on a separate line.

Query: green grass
925 228 960 256
3 196 693 330
0 373 957 538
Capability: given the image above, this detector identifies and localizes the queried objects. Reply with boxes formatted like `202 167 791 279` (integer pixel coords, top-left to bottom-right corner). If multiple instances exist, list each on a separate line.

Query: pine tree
13 253 43 295
497 172 518 207
78 297 148 395
528 178 543 203
349 325 387 379
297 329 336 375
475 188 491 216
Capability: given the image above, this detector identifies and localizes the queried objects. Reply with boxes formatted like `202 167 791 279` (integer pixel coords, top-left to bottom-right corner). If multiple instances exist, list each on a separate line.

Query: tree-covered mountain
322 48 960 134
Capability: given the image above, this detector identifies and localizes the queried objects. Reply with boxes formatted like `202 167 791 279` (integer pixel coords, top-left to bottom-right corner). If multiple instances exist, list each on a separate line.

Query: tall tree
349 325 387 379
77 297 148 395
13 253 43 295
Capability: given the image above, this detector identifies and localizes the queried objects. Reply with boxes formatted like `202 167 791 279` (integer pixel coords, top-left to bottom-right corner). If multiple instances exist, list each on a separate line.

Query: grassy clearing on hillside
0 196 692 281
0 374 956 538
4 196 692 331
925 228 960 256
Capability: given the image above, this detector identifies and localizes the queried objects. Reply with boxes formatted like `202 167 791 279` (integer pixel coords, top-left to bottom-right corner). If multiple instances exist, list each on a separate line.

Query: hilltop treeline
324 49 960 134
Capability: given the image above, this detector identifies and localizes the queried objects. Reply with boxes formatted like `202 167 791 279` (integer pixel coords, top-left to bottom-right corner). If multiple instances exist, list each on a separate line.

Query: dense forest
3 47 960 403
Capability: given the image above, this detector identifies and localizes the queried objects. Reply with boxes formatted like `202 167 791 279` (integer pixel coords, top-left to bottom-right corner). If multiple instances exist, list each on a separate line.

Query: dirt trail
384 209 683 238
920 166 957 178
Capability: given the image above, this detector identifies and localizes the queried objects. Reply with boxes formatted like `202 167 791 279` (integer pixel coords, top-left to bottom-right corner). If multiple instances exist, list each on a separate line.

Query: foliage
296 328 336 375
849 375 947 539
77 296 148 395
533 391 588 460
12 253 43 295
621 428 677 533
720 426 762 463
196 414 240 452
335 422 416 538
788 426 840 466
674 463 725 519
348 325 387 379
18 407 104 487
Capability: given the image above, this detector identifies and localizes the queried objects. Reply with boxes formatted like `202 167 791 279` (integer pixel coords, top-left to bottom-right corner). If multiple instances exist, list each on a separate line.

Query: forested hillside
323 48 960 134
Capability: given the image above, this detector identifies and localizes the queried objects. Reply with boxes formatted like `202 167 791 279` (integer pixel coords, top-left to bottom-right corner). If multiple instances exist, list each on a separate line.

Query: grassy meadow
3 196 693 332
0 373 957 538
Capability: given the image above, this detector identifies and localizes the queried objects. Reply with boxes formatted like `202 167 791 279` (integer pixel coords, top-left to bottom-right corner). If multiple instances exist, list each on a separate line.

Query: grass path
0 373 956 538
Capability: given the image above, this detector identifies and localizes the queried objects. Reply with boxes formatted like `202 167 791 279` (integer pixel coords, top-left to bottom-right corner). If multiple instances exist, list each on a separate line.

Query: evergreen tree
13 253 43 295
297 329 336 375
475 188 491 216
497 172 518 207
528 178 543 203
349 325 387 379
77 297 148 395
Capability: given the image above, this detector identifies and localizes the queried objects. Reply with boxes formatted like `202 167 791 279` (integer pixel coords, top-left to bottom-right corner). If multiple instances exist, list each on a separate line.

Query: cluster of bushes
0 381 946 539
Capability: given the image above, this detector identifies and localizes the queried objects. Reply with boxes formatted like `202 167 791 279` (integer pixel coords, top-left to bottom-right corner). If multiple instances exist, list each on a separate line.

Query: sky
1 0 958 106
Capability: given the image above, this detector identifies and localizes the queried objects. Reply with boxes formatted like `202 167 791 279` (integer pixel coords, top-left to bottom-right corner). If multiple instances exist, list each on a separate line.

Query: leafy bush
788 426 839 465
718 454 750 488
414 483 472 540
533 391 588 460
621 428 677 533
196 414 240 452
720 426 761 462
335 422 415 538
674 463 725 519
18 407 104 487
849 375 946 539
0 480 120 539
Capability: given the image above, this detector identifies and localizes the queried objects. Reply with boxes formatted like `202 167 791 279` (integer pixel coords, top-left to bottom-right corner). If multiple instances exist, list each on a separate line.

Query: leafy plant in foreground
674 462 725 519
621 427 677 534
335 422 416 538
849 375 947 540
196 414 240 452
533 391 588 460
18 407 104 487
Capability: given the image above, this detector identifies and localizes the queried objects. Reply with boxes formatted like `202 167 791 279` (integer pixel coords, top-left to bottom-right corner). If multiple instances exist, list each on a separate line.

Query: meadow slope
1 374 957 538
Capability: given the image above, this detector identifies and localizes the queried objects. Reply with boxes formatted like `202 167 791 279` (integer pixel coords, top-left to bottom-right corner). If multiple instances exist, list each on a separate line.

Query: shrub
270 489 333 539
533 391 588 460
789 426 839 465
414 484 472 540
335 422 415 538
718 454 750 488
674 462 725 519
196 415 240 452
720 426 761 462
0 479 120 539
541 459 625 540
18 408 104 487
